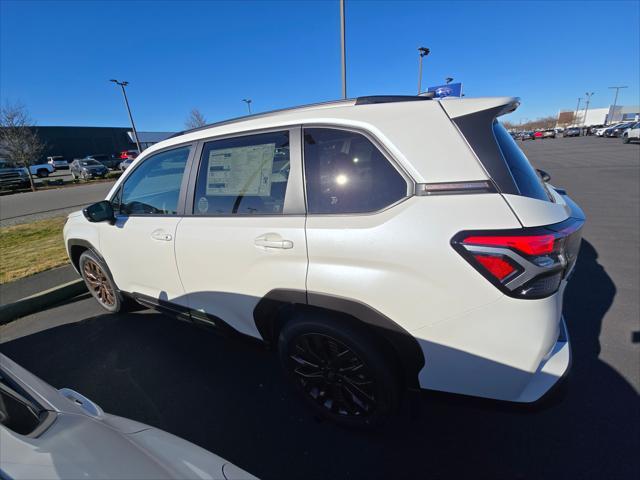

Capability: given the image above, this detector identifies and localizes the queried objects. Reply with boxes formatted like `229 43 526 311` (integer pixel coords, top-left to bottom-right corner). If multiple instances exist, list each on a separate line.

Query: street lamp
417 47 430 95
573 97 582 126
340 0 347 99
109 79 142 153
242 99 252 114
583 92 594 128
608 86 627 125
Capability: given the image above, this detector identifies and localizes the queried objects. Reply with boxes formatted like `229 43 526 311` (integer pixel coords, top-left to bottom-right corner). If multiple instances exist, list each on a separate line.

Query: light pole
242 99 252 114
573 97 582 126
340 0 347 99
417 47 430 94
608 86 627 125
583 92 594 129
110 79 142 152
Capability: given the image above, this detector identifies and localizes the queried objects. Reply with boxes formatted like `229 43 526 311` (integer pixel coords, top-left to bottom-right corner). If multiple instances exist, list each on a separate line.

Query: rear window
492 122 550 201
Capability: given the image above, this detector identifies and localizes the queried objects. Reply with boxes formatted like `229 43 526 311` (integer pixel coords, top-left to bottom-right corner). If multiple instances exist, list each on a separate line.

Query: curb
0 279 87 326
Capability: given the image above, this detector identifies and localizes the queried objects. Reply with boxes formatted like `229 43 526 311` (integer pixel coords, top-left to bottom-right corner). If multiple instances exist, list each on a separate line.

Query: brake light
462 234 557 256
473 255 517 281
452 219 584 299
120 151 128 159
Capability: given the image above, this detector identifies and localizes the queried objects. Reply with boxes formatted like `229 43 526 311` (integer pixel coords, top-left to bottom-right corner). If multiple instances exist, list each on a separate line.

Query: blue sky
1 0 638 130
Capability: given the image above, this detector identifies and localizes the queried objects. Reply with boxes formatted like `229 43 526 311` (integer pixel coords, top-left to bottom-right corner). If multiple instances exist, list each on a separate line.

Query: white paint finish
62 213 100 270
97 216 185 300
503 191 570 227
414 284 566 401
0 353 256 480
174 216 307 337
305 194 520 333
439 96 519 118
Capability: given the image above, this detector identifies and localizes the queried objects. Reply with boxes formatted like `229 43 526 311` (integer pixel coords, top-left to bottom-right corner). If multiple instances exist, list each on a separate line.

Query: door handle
151 229 173 241
254 234 293 249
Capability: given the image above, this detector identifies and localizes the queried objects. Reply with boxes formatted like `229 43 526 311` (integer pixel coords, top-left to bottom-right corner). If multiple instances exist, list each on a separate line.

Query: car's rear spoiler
439 97 520 119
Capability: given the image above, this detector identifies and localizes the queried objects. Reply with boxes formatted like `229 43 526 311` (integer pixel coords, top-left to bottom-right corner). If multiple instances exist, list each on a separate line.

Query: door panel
175 128 307 338
175 216 306 337
99 216 185 301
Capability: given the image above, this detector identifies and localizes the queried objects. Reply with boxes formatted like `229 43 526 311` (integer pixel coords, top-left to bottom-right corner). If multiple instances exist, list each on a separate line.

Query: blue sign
427 82 463 98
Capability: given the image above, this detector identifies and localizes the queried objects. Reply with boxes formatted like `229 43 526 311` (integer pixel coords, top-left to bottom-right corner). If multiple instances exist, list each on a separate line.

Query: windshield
81 160 101 166
0 161 21 169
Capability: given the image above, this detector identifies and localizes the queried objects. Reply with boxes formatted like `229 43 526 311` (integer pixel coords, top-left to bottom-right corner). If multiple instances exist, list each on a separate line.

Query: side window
193 131 290 215
121 146 190 215
303 128 407 214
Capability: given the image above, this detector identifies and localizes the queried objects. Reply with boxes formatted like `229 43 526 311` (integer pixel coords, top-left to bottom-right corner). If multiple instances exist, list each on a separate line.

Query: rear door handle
255 233 293 249
151 229 172 241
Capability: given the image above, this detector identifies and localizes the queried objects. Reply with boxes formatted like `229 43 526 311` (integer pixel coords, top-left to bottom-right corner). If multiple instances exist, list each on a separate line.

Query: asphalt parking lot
1 136 638 479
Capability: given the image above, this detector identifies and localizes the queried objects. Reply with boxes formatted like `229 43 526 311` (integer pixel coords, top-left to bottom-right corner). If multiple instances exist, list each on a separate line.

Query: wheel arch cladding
253 289 425 389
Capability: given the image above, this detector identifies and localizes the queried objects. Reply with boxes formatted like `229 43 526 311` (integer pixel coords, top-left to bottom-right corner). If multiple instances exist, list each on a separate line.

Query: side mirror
83 200 115 223
537 169 551 182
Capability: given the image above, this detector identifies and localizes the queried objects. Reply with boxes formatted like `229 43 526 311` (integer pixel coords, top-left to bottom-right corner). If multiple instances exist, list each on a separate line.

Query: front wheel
623 135 630 144
278 312 400 428
79 250 123 313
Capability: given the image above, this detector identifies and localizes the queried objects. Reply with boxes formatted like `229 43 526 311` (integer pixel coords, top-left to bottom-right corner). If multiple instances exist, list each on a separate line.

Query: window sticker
205 143 275 196
197 196 209 213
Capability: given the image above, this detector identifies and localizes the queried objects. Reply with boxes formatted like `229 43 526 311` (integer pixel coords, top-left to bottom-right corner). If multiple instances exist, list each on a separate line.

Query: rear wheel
36 169 49 178
79 250 123 313
278 312 400 428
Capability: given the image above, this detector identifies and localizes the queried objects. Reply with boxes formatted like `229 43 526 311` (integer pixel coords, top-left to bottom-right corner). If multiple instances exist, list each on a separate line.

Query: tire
278 311 400 428
36 169 49 178
623 135 630 144
79 250 124 313
71 171 76 180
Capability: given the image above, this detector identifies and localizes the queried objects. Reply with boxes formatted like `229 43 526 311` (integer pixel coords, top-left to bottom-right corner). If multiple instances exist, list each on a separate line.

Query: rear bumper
413 283 571 402
515 317 571 402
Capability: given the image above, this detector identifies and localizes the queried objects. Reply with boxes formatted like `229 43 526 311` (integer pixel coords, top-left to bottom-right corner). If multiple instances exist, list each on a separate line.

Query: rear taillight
120 151 128 159
452 219 583 299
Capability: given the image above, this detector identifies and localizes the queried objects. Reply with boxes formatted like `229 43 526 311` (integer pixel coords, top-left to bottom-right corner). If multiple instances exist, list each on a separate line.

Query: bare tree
185 108 207 129
0 102 45 192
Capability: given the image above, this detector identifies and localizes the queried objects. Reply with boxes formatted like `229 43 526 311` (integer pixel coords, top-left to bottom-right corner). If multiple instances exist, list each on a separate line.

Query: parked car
605 122 635 138
70 158 109 180
65 95 584 427
0 353 256 480
533 130 544 139
0 159 31 190
520 130 535 141
47 156 70 170
594 125 613 136
622 122 640 143
119 149 139 160
84 154 121 170
542 129 556 139
563 127 581 137
119 158 135 171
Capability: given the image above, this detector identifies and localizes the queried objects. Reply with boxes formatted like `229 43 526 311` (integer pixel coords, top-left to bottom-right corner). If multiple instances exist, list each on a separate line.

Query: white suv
64 95 584 427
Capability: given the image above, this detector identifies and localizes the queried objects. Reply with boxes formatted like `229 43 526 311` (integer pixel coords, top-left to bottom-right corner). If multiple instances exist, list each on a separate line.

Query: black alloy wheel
288 333 377 417
278 313 400 427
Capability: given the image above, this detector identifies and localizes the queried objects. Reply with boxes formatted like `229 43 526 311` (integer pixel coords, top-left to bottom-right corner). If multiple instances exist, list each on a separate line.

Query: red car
533 131 544 139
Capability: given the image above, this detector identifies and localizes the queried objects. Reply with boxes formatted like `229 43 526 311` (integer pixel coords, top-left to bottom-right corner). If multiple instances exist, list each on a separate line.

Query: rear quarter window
493 122 550 201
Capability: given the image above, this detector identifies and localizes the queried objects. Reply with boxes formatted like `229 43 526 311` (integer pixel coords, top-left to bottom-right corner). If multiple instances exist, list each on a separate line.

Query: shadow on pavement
1 240 638 479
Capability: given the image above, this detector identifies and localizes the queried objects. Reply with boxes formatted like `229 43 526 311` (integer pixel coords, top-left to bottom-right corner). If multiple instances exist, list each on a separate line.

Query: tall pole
242 99 252 114
417 47 430 94
583 92 594 129
573 97 582 126
340 0 347 99
110 79 142 152
608 86 627 125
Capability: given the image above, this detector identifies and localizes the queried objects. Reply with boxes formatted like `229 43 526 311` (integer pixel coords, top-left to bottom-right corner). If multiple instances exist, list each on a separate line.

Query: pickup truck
0 159 54 189
28 161 55 177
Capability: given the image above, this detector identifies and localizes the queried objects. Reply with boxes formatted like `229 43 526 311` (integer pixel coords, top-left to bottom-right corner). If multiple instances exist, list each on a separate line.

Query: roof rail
355 93 435 105
170 98 353 138
170 94 435 139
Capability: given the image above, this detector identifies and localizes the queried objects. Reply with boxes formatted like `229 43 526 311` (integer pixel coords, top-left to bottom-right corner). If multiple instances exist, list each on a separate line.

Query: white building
557 104 640 127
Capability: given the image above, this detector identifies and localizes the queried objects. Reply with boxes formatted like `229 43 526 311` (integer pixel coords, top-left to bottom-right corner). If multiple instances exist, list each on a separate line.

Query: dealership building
556 105 639 127
26 126 175 160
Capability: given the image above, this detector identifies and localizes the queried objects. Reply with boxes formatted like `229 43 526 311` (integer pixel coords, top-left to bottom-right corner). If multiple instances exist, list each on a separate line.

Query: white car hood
1 412 255 480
